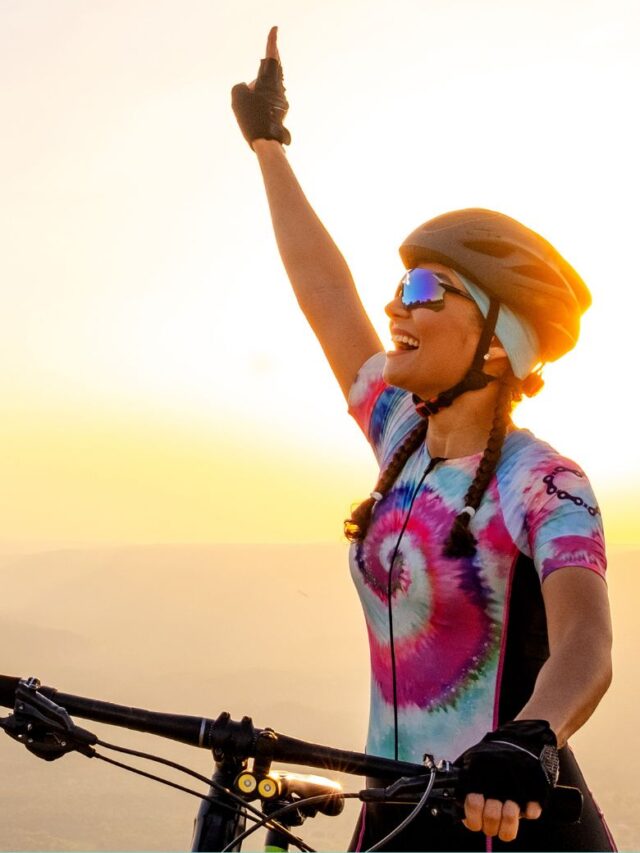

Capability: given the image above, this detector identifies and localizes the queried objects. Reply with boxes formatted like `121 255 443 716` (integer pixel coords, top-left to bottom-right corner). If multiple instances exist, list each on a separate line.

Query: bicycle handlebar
0 674 430 779
0 674 584 823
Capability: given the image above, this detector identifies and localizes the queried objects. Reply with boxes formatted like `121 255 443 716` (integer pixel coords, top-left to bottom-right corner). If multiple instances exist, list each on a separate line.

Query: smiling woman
231 26 616 853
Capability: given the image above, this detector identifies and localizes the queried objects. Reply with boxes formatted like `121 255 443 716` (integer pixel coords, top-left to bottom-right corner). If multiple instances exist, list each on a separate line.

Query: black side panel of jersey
498 553 550 723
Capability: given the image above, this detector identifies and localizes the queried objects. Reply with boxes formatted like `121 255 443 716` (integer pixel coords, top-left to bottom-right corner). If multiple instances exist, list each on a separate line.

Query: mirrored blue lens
400 269 446 307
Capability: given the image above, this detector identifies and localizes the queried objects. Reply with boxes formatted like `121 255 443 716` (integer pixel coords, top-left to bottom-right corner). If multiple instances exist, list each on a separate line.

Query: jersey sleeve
524 460 607 583
347 352 420 467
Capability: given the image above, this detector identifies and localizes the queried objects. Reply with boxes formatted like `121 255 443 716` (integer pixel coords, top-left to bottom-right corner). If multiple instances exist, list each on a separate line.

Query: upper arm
517 567 613 745
542 567 613 657
301 286 384 400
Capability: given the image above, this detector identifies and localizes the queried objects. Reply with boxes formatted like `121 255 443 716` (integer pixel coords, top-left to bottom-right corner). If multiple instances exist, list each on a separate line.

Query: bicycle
1 674 583 852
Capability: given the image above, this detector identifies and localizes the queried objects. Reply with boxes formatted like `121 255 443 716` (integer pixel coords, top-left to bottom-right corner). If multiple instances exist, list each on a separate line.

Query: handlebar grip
548 785 583 823
362 776 584 825
0 675 20 709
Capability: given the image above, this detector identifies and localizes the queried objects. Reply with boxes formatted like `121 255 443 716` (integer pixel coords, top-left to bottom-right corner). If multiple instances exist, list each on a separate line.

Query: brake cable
93 738 314 853
93 751 244 820
224 767 439 852
222 792 362 852
364 767 436 852
0 698 313 853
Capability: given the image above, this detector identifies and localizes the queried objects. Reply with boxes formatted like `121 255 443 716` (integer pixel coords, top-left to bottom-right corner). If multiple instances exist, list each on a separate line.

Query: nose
385 294 411 319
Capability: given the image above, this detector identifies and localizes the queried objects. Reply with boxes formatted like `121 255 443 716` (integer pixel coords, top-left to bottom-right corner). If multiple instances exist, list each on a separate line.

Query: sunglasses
396 268 475 311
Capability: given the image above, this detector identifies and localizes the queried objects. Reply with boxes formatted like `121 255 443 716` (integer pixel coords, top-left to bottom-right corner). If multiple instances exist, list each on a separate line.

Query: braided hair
443 378 513 557
344 420 427 543
344 376 532 555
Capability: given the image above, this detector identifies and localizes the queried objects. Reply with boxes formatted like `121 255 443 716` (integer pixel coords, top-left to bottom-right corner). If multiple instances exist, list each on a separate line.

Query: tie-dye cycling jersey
347 352 606 765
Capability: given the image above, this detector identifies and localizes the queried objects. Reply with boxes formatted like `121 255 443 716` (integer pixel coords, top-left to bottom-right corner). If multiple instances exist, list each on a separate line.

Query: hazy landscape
1 543 637 851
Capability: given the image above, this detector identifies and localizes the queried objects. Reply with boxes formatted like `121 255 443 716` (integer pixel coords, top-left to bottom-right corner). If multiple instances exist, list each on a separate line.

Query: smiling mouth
390 333 420 353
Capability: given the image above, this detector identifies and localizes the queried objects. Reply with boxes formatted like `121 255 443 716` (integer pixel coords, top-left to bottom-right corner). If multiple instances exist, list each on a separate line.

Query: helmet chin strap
412 298 501 418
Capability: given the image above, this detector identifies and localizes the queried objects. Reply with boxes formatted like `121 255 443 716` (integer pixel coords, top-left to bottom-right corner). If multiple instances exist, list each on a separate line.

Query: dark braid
344 420 428 542
443 380 515 558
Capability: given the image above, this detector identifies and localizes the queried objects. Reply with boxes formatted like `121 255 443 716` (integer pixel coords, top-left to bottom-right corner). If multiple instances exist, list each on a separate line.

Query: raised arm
232 28 383 398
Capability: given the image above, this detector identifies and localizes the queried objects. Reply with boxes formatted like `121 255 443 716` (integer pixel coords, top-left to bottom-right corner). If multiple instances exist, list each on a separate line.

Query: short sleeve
525 461 607 583
347 352 421 467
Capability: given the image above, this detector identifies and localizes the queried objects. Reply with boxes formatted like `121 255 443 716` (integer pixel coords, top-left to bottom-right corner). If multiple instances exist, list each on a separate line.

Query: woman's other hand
454 719 557 841
231 26 291 149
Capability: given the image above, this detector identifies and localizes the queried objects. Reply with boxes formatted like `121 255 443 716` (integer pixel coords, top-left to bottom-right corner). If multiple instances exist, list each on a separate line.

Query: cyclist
231 29 616 851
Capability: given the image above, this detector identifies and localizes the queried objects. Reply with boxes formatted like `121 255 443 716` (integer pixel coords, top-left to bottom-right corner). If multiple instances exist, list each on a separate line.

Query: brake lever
359 761 463 819
1 677 97 761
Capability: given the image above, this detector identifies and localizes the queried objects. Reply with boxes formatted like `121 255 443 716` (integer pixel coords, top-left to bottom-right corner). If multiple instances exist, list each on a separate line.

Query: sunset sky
1 0 638 550
1 5 640 849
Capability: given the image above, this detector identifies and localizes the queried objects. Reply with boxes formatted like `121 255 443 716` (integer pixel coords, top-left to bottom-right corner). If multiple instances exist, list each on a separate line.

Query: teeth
391 334 420 349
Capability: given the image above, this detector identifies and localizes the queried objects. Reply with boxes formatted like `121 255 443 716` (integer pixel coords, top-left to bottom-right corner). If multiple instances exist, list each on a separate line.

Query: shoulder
498 429 596 509
497 429 606 579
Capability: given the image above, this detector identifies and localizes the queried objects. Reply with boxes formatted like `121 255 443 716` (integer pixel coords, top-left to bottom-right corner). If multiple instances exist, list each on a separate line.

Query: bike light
235 771 258 795
257 776 280 799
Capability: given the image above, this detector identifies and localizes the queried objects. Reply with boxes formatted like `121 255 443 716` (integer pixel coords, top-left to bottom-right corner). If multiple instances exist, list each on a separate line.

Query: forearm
515 632 612 748
252 139 357 314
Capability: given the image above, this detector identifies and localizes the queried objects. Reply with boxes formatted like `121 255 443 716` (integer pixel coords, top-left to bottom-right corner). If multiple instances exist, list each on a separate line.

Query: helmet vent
511 263 565 288
463 239 514 259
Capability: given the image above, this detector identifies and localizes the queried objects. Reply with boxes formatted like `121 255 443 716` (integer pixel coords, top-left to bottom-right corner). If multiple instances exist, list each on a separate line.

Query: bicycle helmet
399 208 590 363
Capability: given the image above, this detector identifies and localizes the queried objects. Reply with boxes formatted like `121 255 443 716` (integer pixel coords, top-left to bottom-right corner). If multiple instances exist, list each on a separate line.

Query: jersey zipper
388 454 445 760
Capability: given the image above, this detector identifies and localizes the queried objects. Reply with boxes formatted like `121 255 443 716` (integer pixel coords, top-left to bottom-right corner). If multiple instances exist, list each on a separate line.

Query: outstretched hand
231 26 291 149
248 26 280 92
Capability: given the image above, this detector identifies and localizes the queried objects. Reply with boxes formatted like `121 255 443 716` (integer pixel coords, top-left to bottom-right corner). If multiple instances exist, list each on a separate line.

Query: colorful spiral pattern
352 482 500 713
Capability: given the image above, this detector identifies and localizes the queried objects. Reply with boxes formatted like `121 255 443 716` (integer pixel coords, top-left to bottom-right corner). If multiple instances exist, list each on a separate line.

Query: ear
485 335 508 363
483 336 510 377
486 344 508 361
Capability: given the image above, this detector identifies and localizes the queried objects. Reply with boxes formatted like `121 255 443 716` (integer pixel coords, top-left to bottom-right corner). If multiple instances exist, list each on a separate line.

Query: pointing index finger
265 26 280 62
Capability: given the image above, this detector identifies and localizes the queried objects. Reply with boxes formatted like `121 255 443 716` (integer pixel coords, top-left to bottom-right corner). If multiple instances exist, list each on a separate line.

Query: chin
383 353 446 400
382 354 419 395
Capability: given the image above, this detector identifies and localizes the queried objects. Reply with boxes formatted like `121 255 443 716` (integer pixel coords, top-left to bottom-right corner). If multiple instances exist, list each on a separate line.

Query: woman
231 29 616 852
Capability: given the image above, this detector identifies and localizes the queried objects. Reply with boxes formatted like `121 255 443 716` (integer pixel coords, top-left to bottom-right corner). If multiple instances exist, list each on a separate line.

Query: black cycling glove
454 719 560 811
231 57 291 149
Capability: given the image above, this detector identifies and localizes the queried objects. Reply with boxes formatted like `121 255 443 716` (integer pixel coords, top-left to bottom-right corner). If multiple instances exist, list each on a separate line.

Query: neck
424 384 513 459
